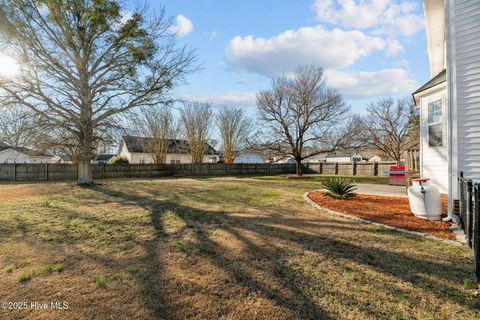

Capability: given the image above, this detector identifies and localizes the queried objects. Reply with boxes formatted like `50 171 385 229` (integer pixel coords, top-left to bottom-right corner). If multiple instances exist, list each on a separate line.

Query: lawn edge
304 191 466 247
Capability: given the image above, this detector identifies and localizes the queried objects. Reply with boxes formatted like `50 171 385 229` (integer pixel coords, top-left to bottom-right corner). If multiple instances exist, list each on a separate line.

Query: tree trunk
77 129 94 185
296 159 303 176
77 160 93 185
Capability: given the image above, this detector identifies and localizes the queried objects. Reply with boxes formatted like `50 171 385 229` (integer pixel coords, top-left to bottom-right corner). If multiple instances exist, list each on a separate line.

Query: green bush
109 156 129 165
322 177 357 199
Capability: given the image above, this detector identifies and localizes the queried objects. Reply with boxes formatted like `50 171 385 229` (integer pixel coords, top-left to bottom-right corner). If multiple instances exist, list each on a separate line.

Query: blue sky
148 0 430 115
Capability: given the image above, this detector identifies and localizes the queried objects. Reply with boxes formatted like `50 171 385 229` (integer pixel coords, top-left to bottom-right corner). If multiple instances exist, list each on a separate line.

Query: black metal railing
458 172 480 280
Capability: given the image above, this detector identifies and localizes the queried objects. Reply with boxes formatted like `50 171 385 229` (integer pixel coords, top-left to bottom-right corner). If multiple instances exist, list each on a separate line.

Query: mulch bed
308 191 455 240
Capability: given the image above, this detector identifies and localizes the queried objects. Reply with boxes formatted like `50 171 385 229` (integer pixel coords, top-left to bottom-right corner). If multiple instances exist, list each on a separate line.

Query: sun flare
0 53 20 79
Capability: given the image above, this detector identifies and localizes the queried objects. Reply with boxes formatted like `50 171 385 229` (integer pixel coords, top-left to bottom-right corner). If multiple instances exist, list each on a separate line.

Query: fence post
254 163 257 174
352 162 357 176
319 162 323 174
373 162 378 176
467 178 473 248
45 163 48 181
102 163 106 179
334 162 339 175
268 163 271 175
240 163 243 175
473 184 480 281
13 163 16 181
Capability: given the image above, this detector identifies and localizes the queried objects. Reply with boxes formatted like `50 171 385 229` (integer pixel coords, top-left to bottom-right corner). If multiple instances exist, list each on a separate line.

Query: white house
413 0 480 217
234 150 265 164
118 136 219 164
325 152 363 163
0 144 54 163
368 155 382 163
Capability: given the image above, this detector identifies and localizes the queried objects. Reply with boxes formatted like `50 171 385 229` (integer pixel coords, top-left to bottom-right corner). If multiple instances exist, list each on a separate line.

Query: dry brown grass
0 176 478 319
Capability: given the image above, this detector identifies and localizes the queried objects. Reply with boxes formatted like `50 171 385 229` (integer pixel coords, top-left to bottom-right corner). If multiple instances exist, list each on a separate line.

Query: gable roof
412 69 446 97
0 144 51 157
122 136 218 155
325 151 352 158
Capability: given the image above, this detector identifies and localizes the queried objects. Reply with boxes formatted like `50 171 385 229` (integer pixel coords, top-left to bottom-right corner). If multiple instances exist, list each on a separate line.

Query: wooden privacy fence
0 163 296 182
0 162 397 182
302 162 396 176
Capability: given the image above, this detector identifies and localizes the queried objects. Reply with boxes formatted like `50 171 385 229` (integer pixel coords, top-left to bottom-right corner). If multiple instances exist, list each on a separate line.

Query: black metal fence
459 172 480 280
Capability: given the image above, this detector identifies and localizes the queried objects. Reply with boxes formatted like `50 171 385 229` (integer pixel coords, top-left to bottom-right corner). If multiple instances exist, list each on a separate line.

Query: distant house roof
412 69 446 98
325 151 351 158
93 154 115 162
0 144 51 157
122 136 218 155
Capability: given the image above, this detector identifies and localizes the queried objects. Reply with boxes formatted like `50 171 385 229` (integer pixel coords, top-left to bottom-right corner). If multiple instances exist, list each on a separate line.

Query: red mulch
308 191 455 240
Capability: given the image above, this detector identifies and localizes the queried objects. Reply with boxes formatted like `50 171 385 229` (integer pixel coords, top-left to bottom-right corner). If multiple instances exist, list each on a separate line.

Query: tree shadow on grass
89 184 480 319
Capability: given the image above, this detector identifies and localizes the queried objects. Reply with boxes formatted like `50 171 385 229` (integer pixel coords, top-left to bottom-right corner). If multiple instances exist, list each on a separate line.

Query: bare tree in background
355 97 419 161
0 0 196 184
0 104 43 148
216 107 252 164
180 102 213 164
135 106 178 164
257 66 351 176
37 125 117 164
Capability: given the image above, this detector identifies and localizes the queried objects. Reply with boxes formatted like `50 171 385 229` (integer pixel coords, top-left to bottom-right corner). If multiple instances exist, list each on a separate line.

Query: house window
427 99 443 147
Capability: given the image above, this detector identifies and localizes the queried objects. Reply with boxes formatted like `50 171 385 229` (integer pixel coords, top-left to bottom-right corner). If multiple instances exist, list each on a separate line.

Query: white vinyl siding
452 0 480 180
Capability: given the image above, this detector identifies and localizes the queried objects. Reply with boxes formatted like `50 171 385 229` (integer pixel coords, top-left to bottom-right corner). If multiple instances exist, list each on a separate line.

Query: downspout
445 0 456 221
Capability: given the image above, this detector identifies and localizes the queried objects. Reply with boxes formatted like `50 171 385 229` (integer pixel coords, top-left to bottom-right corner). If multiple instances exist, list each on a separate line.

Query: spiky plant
322 177 357 199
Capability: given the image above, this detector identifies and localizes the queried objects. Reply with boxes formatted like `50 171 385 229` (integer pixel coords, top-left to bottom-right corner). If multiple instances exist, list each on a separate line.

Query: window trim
424 95 446 149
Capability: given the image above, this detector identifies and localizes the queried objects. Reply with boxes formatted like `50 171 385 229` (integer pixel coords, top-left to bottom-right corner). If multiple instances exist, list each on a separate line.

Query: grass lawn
0 176 478 319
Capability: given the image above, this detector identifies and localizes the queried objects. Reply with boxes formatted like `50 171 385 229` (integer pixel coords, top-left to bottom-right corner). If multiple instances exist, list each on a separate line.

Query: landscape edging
303 191 466 247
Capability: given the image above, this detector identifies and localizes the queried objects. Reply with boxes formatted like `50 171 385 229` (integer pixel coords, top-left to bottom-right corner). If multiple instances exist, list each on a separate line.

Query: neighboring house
0 144 53 163
368 155 382 162
359 149 383 162
413 0 480 217
52 154 73 164
303 154 327 163
272 156 296 164
325 152 363 163
92 154 115 164
234 150 265 164
118 136 219 164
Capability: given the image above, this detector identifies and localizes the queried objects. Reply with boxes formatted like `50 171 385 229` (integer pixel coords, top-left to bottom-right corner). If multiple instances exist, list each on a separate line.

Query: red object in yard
389 165 406 186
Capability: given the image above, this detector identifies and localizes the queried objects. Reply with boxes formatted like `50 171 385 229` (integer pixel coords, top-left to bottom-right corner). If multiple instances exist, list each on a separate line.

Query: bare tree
0 104 43 148
0 0 196 184
355 97 419 161
135 106 178 164
257 66 350 175
180 102 213 164
216 107 252 164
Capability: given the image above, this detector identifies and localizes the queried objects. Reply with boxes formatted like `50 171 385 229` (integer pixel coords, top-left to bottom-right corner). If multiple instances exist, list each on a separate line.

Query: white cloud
169 15 193 37
314 0 424 37
226 26 387 76
182 91 257 108
385 38 403 56
324 68 419 99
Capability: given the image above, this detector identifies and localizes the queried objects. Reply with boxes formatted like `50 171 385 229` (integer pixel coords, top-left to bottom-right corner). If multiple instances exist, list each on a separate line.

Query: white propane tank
407 178 442 221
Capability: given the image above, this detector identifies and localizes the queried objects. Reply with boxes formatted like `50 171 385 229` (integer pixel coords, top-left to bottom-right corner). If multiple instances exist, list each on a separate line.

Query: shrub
322 177 357 199
109 156 129 165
